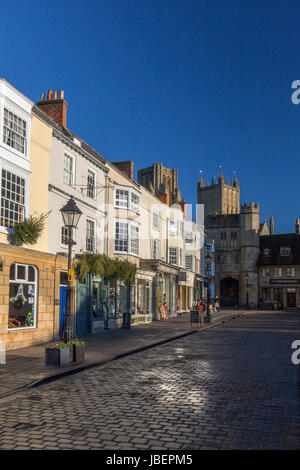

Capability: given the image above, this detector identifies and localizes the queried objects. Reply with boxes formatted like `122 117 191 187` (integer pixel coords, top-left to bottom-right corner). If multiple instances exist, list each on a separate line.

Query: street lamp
60 196 82 342
246 273 249 309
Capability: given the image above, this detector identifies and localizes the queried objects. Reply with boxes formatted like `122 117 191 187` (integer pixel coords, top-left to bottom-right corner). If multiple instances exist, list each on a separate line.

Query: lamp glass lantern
60 197 82 229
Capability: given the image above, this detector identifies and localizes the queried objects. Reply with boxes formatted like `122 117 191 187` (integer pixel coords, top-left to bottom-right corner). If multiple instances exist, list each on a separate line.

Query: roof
258 234 300 266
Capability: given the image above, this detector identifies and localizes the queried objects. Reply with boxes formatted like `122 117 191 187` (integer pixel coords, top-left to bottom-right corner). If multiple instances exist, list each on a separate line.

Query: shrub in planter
45 343 70 367
72 339 85 362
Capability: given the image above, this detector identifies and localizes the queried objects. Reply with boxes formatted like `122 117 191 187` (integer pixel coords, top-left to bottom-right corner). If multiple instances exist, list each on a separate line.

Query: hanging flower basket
72 340 85 363
45 343 70 366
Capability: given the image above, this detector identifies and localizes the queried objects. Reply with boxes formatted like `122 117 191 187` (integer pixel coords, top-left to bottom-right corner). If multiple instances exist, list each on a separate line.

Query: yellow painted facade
28 113 52 252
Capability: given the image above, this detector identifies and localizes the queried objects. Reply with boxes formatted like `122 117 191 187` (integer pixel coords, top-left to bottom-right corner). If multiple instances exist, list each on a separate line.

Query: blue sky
2 0 299 233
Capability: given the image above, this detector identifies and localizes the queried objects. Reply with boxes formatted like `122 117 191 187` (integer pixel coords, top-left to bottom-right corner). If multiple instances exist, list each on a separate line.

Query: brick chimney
37 90 68 128
157 193 169 205
112 161 134 179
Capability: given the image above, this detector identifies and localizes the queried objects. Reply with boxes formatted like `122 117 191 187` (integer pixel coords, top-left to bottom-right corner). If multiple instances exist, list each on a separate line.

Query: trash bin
122 312 131 329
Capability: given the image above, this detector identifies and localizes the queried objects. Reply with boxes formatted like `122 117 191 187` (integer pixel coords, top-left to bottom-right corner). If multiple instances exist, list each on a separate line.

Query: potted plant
72 339 85 362
45 342 70 367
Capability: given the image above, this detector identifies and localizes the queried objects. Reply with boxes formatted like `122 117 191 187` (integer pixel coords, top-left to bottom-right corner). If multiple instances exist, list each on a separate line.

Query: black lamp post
60 197 82 342
246 273 249 309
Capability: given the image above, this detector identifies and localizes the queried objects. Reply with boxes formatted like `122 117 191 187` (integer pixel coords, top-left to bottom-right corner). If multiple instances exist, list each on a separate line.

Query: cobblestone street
0 312 299 450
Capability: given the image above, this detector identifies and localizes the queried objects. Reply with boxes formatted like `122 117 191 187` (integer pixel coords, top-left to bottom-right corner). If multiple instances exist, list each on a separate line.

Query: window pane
115 189 128 208
8 264 38 329
17 265 26 280
3 108 27 154
0 169 25 228
115 221 128 252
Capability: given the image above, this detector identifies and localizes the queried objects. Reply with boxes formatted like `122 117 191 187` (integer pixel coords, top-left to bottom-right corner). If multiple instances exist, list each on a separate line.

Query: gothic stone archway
220 277 239 307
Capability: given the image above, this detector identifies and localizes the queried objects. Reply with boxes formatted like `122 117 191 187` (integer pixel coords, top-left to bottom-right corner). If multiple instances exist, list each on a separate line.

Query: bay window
115 187 140 213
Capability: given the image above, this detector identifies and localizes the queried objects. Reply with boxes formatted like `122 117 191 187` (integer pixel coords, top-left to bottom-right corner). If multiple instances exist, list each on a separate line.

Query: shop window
274 288 283 302
261 288 271 302
8 263 38 329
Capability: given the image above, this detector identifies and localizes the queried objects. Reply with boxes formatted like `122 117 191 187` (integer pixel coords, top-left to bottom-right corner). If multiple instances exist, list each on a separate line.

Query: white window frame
114 218 140 256
114 185 140 213
8 263 38 331
87 168 97 199
152 210 160 231
151 238 161 259
63 152 75 187
3 107 27 156
86 218 96 252
169 247 178 265
169 219 179 237
0 164 28 232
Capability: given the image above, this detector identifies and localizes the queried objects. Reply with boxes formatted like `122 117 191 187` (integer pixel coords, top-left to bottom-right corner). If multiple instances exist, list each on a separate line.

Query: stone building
138 163 182 206
197 171 270 307
257 222 300 310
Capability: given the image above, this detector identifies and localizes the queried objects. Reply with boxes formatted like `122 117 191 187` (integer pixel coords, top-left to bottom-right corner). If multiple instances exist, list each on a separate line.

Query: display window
8 263 38 329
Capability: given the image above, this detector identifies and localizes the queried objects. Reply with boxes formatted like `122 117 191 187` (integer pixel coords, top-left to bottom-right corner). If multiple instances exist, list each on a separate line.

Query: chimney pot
59 90 64 99
47 90 53 100
54 91 58 99
41 93 45 100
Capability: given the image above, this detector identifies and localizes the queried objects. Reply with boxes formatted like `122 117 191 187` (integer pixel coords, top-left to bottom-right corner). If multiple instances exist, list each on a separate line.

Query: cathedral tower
197 171 240 220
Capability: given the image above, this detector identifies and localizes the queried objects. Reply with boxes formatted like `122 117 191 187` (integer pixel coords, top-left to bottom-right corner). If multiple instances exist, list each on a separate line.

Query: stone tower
240 202 260 307
138 163 181 206
197 171 240 220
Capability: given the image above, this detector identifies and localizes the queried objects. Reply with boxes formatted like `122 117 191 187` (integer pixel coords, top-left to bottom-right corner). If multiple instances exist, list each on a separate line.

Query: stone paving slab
0 310 263 398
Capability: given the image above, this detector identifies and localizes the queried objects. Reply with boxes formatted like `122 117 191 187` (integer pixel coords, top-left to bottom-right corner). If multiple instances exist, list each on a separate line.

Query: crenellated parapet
240 202 259 212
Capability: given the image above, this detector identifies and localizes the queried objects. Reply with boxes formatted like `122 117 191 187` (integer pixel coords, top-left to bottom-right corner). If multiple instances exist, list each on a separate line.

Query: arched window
8 263 38 329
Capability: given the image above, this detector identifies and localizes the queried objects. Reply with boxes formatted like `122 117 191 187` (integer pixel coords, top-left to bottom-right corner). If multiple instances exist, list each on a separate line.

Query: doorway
220 277 239 307
287 288 296 308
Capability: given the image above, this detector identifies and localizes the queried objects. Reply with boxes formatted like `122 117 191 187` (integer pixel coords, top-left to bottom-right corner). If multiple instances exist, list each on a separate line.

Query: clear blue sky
2 0 299 233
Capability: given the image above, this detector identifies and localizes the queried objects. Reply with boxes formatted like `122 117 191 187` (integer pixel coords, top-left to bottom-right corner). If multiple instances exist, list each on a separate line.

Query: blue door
76 280 90 337
59 286 67 338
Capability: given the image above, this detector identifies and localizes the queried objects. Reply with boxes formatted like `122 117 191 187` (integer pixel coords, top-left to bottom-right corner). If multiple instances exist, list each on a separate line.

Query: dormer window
263 248 271 257
280 247 291 256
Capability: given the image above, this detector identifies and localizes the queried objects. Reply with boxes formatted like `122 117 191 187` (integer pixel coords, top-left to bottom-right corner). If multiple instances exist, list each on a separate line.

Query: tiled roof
258 234 300 266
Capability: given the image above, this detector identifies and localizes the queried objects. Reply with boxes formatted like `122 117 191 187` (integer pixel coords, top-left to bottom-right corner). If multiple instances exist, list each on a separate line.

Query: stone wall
0 243 67 351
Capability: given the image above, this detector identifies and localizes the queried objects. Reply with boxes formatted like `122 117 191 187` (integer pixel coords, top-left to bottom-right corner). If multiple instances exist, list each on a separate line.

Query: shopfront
76 275 131 334
140 260 179 320
178 270 195 312
260 279 300 310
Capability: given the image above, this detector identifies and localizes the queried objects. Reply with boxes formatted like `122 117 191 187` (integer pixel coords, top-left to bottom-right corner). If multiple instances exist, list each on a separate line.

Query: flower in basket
46 342 69 350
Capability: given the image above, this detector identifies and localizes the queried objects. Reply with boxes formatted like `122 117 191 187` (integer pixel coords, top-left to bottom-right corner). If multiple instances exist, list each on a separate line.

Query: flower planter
72 342 85 363
45 345 70 367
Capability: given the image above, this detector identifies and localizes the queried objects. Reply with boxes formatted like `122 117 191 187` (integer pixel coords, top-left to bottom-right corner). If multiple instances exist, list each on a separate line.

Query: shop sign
68 269 75 282
270 279 300 284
